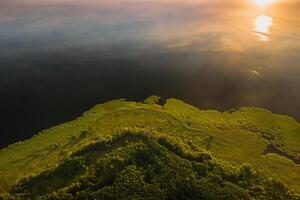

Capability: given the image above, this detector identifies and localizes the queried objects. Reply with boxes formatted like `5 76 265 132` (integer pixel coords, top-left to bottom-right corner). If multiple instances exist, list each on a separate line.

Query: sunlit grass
0 97 299 194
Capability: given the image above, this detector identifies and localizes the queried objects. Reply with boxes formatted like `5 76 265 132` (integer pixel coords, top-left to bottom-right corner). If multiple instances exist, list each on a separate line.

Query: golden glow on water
255 15 273 33
253 15 273 42
254 0 275 7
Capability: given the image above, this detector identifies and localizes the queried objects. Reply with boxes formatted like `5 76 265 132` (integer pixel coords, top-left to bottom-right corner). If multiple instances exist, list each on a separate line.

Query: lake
0 0 299 148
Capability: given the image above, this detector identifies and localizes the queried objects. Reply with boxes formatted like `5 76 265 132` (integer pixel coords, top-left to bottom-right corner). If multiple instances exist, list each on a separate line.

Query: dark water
1 0 300 148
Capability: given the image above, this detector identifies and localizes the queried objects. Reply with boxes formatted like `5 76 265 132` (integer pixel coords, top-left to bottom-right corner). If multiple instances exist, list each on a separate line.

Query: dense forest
1 131 298 199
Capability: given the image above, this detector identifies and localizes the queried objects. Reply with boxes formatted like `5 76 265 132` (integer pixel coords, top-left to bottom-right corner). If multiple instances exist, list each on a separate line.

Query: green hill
0 96 299 199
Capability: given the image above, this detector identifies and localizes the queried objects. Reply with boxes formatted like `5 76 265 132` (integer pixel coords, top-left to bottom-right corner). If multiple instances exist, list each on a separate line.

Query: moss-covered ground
0 96 299 199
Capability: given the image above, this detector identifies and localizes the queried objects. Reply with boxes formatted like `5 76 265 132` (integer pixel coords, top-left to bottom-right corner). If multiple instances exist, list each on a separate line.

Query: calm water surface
0 0 300 147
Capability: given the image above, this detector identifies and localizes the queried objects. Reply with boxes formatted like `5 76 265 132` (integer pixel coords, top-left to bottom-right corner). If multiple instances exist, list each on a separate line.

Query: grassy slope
0 96 299 194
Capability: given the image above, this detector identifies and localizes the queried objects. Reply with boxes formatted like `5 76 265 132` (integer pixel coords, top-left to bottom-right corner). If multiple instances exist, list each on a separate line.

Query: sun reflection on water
253 15 273 42
254 0 275 7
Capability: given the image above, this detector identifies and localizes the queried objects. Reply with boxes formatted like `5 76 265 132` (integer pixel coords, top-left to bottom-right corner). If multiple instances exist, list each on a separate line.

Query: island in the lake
0 96 299 199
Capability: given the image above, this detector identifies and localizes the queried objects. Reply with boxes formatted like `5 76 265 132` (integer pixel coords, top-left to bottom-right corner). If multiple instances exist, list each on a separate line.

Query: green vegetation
0 97 299 199
143 95 161 105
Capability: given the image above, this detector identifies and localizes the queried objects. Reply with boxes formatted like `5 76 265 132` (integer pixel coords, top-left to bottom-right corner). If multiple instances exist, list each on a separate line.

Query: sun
254 0 275 7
